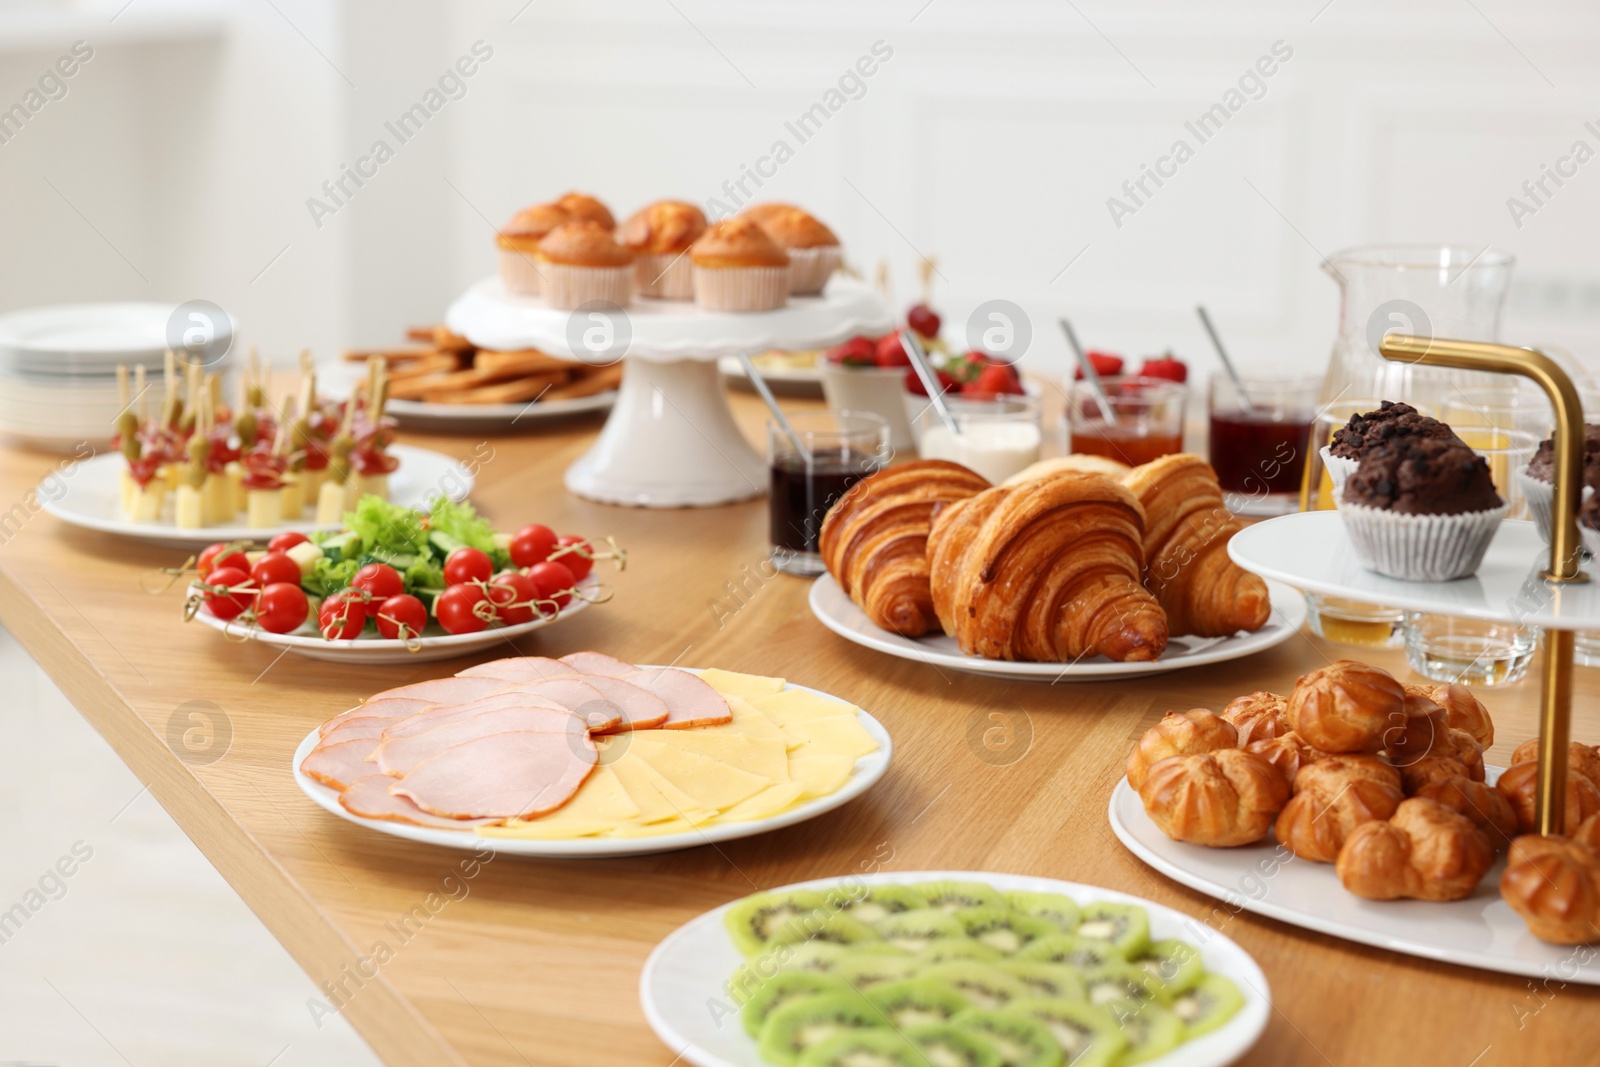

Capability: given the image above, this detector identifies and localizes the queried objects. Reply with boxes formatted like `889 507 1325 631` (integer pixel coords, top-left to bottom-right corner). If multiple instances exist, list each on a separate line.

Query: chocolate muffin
1328 401 1461 460
1343 437 1503 515
1526 424 1600 484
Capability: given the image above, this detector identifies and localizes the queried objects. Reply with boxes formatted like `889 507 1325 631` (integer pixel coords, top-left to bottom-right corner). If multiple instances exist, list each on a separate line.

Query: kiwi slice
1098 997 1184 1064
728 942 845 1005
864 976 972 1028
903 1022 1005 1067
917 938 1004 965
997 961 1087 1003
1005 891 1082 934
952 1007 1065 1067
1132 939 1204 997
916 880 1007 913
1073 903 1151 960
954 906 1060 956
1081 963 1166 1007
771 911 883 950
827 884 930 925
758 990 883 1067
775 941 852 974
742 972 851 1038
874 909 968 953
919 962 1031 1009
1008 997 1127 1067
725 890 829 956
1014 934 1123 970
833 952 923 989
795 1028 925 1067
1170 973 1245 1038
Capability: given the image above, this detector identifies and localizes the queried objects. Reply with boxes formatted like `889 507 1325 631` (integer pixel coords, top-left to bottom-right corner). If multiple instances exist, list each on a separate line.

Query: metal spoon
737 351 809 461
1196 305 1255 412
1059 317 1119 427
901 329 961 436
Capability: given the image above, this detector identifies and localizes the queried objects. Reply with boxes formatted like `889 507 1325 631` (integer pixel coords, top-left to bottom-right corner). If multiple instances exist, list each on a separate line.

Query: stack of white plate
0 303 195 453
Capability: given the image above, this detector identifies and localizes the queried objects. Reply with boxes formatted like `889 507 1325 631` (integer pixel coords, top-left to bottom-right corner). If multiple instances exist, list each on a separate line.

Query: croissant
1221 691 1290 746
1406 682 1494 748
1287 661 1406 754
926 472 1168 662
1501 835 1600 943
1495 760 1600 835
1337 798 1495 902
1125 710 1237 790
1120 454 1271 637
1138 750 1289 847
1243 731 1332 791
1509 739 1600 788
818 459 990 637
1385 697 1485 783
1415 775 1519 845
1275 756 1404 863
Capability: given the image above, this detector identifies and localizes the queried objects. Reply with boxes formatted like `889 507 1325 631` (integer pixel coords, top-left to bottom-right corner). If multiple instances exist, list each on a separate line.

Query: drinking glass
1066 376 1187 467
916 394 1041 485
1207 374 1318 516
767 411 888 577
1442 386 1554 442
1401 612 1538 686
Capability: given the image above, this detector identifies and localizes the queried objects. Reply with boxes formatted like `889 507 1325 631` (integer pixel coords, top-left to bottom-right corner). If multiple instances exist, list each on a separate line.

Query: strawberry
825 336 877 367
907 303 941 338
946 350 988 384
1138 353 1188 383
964 362 1024 397
1073 350 1124 380
875 334 911 367
903 367 961 397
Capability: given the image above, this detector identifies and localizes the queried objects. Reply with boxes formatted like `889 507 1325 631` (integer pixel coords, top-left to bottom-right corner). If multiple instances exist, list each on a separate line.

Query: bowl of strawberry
818 333 921 449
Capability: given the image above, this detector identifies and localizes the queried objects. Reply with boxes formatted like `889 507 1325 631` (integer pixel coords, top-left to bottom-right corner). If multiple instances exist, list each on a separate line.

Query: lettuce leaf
403 556 445 596
347 495 428 558
304 555 360 597
427 497 496 554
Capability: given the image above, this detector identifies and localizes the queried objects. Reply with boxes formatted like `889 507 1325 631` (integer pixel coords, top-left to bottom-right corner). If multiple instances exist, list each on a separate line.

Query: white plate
40 444 473 549
192 574 600 664
0 301 174 371
640 870 1271 1067
718 355 823 392
320 359 616 429
291 671 893 856
1109 772 1600 984
809 574 1307 681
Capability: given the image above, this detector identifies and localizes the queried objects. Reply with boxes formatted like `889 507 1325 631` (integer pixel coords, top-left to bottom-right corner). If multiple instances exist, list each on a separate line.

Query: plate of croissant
1108 659 1600 981
813 453 1306 679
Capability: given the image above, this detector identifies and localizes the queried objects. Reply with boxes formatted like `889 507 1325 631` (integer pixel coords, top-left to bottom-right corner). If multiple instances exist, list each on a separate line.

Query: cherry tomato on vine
443 546 493 587
251 551 301 588
202 565 253 621
489 572 542 626
525 560 575 610
317 589 369 640
435 584 493 635
198 542 249 579
553 534 594 581
256 582 309 634
268 530 310 553
351 562 403 601
375 594 427 640
509 524 558 568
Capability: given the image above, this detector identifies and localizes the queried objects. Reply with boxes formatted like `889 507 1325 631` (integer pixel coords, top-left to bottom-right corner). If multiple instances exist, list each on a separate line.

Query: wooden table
1 390 1595 1067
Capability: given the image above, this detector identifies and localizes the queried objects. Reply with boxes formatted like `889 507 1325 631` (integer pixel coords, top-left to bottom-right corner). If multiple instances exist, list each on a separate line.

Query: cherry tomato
444 546 493 586
198 542 249 579
202 565 253 621
489 572 542 626
375 594 427 640
256 582 309 634
509 524 558 568
251 551 301 588
435 584 493 635
268 530 310 553
552 534 594 581
525 560 575 610
351 562 403 601
317 589 368 640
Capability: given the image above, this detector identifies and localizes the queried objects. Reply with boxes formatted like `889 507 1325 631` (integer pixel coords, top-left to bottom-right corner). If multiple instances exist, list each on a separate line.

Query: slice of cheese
634 731 790 785
609 756 719 825
699 668 787 700
788 753 857 799
630 740 772 812
749 688 858 727
781 714 879 761
693 698 786 744
606 816 708 838
715 782 806 823
477 764 639 839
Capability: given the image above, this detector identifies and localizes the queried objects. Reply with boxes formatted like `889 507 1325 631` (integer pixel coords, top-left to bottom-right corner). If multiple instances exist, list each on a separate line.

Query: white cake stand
445 276 891 508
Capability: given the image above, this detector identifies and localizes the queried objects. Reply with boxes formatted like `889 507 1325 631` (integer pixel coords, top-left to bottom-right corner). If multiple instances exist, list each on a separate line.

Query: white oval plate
1109 772 1600 984
640 870 1270 1067
321 359 616 429
40 444 473 549
809 574 1307 681
292 671 892 856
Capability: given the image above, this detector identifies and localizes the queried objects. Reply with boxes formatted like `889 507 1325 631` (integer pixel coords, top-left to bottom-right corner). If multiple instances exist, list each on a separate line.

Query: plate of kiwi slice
640 871 1268 1067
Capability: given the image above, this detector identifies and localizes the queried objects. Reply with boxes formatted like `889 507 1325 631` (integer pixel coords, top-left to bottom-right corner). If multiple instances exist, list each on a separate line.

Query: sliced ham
624 668 732 728
318 697 430 737
300 738 381 791
493 677 625 731
340 775 498 829
380 691 591 740
321 716 394 746
573 675 670 732
393 731 597 819
367 676 509 706
559 651 636 677
372 706 590 777
457 656 573 682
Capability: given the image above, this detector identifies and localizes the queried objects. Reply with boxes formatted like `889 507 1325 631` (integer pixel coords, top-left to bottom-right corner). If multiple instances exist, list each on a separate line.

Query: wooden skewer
135 365 148 424
162 349 176 425
272 395 297 456
117 364 129 410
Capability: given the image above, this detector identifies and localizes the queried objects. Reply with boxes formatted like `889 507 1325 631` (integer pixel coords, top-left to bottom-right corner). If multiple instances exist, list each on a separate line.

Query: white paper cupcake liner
635 251 695 300
1339 500 1509 582
1517 464 1594 549
785 245 843 295
1321 445 1360 501
693 265 789 312
540 262 634 310
498 247 546 296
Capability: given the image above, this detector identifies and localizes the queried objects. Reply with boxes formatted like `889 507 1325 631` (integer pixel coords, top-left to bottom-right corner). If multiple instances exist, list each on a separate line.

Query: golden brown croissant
818 459 990 637
927 472 1168 662
1337 798 1495 902
1509 739 1600 788
1275 756 1404 863
1406 682 1494 748
1415 775 1519 845
1221 691 1290 746
1138 750 1288 847
1385 697 1485 783
1125 709 1238 791
1495 760 1600 835
1243 731 1332 791
1501 834 1600 943
1286 660 1406 754
1120 454 1271 637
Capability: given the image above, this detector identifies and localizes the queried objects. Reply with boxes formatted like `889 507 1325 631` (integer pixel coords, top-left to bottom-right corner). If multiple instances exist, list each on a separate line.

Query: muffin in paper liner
786 245 842 295
693 265 789 312
1321 445 1360 500
1580 520 1600 561
1517 464 1595 548
634 252 695 301
540 263 633 310
498 247 546 296
1339 500 1509 582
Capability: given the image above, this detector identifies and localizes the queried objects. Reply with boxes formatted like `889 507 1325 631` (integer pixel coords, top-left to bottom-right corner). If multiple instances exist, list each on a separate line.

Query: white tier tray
1229 512 1600 630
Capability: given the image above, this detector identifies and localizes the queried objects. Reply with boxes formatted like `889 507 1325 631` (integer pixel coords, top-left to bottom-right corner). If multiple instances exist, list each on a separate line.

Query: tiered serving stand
1111 335 1600 982
445 276 891 508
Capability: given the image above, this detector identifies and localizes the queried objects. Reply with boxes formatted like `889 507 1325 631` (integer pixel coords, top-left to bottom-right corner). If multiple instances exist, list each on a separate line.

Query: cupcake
553 191 615 229
1580 491 1600 558
495 202 570 296
1520 424 1600 544
743 203 842 295
1323 401 1461 496
535 221 635 310
620 200 706 300
1339 436 1508 581
690 218 790 312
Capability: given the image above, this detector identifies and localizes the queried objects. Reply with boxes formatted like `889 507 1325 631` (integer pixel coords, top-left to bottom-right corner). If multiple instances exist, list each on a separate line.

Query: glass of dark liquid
768 411 889 576
1206 374 1318 516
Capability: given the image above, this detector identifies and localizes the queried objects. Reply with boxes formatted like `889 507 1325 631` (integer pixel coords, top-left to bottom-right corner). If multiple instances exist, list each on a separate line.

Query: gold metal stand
1379 334 1586 835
